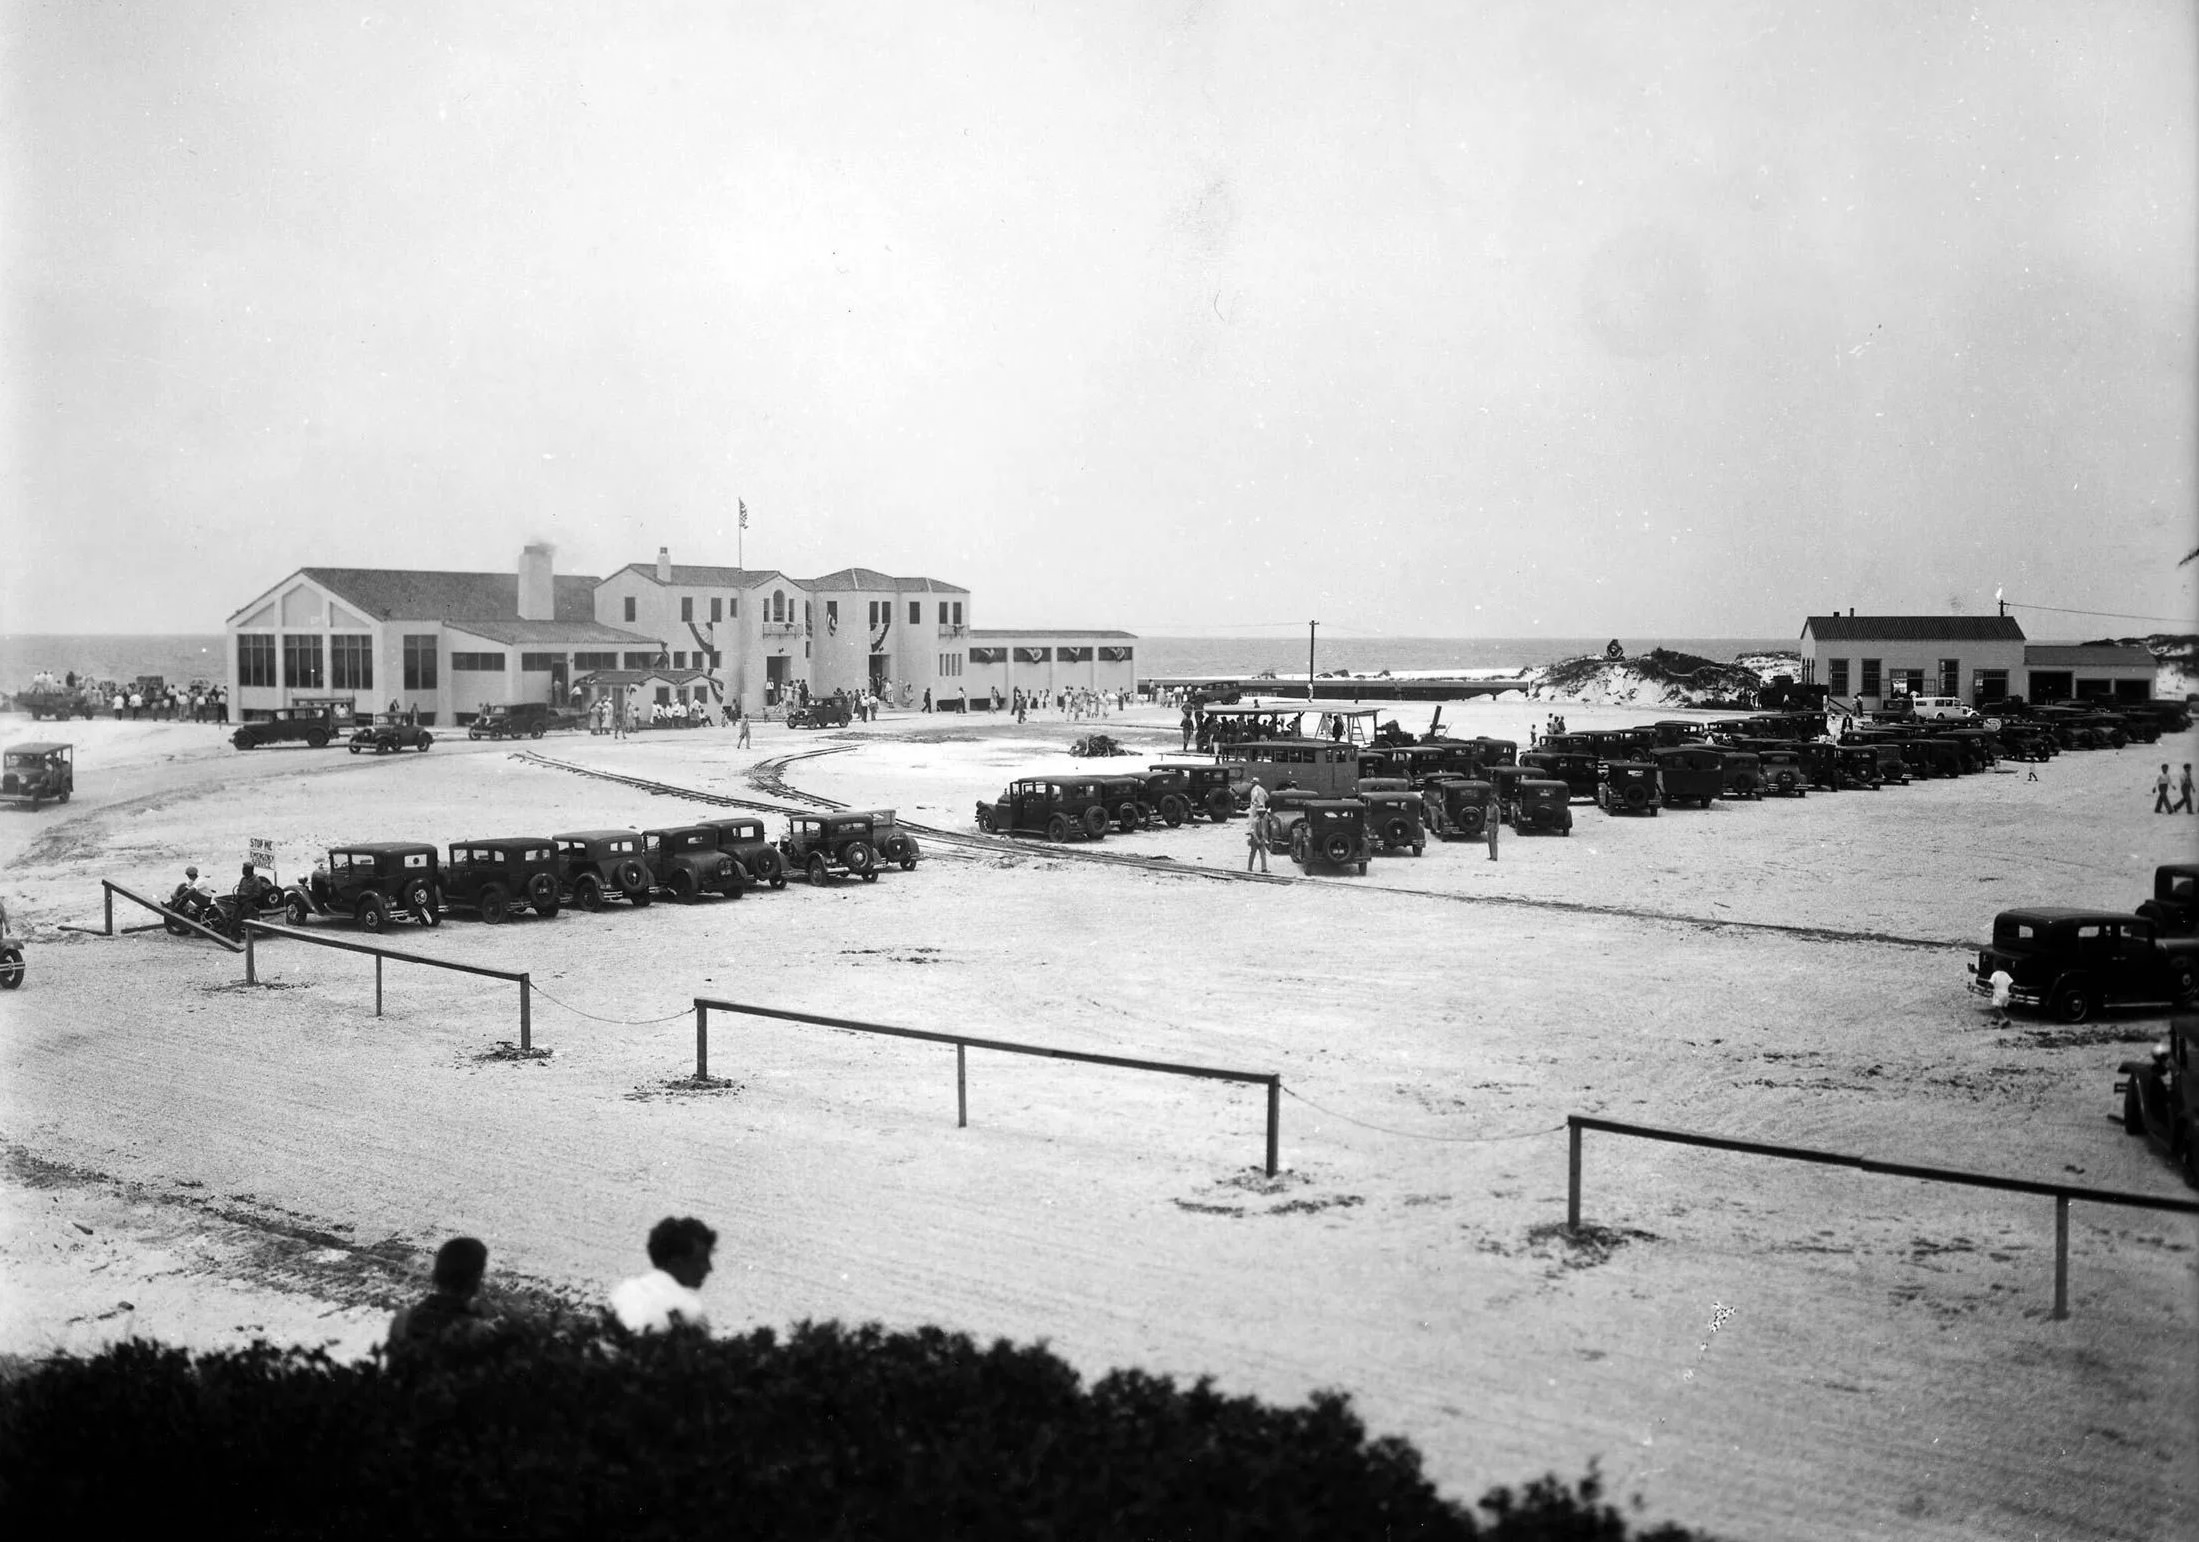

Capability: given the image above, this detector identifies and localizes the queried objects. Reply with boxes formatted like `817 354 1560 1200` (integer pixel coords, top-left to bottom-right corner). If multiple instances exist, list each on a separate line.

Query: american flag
739 499 748 531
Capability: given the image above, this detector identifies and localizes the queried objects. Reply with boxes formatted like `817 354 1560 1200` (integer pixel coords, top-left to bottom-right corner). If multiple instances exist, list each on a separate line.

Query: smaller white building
2021 643 2157 703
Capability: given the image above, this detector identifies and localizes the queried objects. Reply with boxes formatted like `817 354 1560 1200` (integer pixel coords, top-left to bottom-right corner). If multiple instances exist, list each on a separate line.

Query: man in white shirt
609 1215 717 1333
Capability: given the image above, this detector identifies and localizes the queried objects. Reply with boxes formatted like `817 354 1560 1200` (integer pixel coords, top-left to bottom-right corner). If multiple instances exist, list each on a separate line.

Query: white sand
2 705 2194 1540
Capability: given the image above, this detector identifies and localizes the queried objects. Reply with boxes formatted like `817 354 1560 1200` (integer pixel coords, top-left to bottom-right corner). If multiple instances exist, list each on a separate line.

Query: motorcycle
169 881 301 940
164 883 219 937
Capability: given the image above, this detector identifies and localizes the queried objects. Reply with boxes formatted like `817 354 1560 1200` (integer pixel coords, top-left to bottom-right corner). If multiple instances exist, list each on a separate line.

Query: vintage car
1353 776 1415 796
1597 762 1661 816
1135 768 1196 827
1147 763 1238 823
0 742 74 808
1833 745 1884 791
1852 740 1911 784
1517 750 1600 802
1258 788 1320 853
1090 775 1153 833
1646 720 1709 748
1360 788 1426 855
1932 728 1998 772
1420 777 1494 841
786 696 853 730
292 843 441 932
1287 799 1372 875
1752 747 1808 797
552 829 656 909
1969 909 2199 1023
349 714 434 754
0 923 19 989
2117 1014 2199 1187
467 702 574 741
1488 764 1531 822
2138 864 2199 939
444 837 564 923
695 817 791 888
643 825 748 900
1719 750 1762 799
780 812 880 884
15 686 97 721
1649 747 1724 809
844 808 921 870
977 778 1110 841
231 706 341 751
1510 778 1574 835
1997 723 2058 763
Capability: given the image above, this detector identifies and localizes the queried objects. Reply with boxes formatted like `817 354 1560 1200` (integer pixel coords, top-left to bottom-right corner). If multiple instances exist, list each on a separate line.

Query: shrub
0 1320 1713 1539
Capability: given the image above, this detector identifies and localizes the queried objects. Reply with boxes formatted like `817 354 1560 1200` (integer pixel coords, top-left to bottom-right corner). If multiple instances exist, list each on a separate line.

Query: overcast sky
4 1 2193 639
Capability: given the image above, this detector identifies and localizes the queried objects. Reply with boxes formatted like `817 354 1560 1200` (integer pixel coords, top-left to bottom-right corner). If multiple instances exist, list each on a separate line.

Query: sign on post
248 837 275 880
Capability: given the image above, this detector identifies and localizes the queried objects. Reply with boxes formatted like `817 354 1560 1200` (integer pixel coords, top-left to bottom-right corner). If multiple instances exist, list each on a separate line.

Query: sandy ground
2 702 2195 1540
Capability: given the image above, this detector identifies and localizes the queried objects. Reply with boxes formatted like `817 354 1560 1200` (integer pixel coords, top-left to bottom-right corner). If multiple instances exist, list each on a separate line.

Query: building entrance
869 654 889 693
765 654 792 706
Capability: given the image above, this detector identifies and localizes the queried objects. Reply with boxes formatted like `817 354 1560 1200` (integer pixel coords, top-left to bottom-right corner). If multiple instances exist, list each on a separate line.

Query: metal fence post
245 927 256 985
956 1042 967 1128
1567 1118 1583 1232
1265 1077 1280 1176
519 974 531 1052
2052 1196 2069 1320
374 954 383 1017
103 885 114 936
695 1003 707 1080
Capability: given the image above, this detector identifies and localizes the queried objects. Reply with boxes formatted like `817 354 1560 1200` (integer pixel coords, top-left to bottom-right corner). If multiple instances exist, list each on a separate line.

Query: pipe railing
62 879 246 952
242 921 533 1047
1566 1113 2199 1321
694 998 1281 1175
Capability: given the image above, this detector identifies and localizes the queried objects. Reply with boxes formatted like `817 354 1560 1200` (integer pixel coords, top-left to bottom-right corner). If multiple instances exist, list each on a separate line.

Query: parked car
1649 747 1723 808
1911 696 1980 723
1755 747 1808 797
1148 763 1238 823
1090 775 1152 833
1719 750 1762 799
292 843 441 932
442 838 563 923
787 697 853 730
1518 750 1599 802
1834 745 1884 791
977 778 1110 840
232 706 340 751
1997 723 2058 763
695 817 790 888
780 812 880 884
1361 789 1426 855
1969 909 2199 1023
1420 777 1494 841
642 825 748 901
2138 864 2199 939
552 829 655 910
1510 778 1575 835
0 742 73 808
1287 800 1372 875
1488 765 1531 823
2117 1014 2199 1187
844 808 921 870
1597 762 1661 816
467 702 574 741
349 714 434 754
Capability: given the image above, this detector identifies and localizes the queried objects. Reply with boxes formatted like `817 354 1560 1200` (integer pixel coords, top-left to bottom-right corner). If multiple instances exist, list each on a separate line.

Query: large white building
1798 613 2159 709
227 546 1137 722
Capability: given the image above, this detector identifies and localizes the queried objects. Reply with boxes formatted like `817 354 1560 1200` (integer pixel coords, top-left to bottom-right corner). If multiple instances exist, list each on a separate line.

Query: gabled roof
969 628 1138 640
290 569 602 623
808 567 969 594
571 668 713 686
2022 643 2155 667
609 563 795 590
444 619 660 647
1801 615 2026 642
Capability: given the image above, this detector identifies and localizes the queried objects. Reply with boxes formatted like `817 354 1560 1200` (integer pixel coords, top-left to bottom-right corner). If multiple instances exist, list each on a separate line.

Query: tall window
282 634 324 689
238 635 276 688
772 591 785 623
937 602 947 624
403 635 438 691
1939 658 1960 696
681 597 693 621
710 597 722 622
330 635 373 690
952 602 963 626
451 652 507 672
826 600 839 628
624 596 637 622
1859 658 1882 697
911 601 922 625
1826 658 1849 696
804 602 812 631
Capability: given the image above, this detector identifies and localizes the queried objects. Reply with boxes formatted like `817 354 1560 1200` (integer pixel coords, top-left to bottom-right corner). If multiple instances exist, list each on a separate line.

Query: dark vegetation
0 1318 1712 1539
1540 649 1762 704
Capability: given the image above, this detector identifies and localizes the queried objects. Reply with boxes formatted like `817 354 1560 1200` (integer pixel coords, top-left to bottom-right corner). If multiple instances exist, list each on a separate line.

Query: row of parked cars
243 811 921 933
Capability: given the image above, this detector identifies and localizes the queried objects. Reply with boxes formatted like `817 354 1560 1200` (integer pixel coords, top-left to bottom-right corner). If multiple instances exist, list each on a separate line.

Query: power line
2003 600 2195 627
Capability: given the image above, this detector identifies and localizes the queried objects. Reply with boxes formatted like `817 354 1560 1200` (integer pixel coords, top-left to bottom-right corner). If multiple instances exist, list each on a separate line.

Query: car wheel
2124 1080 2146 1135
808 854 830 886
356 893 391 933
667 869 697 903
164 911 192 937
2172 965 2198 1006
478 883 510 924
418 735 432 751
307 731 330 749
1160 794 1187 827
349 745 361 755
527 873 560 915
531 726 545 739
402 878 436 923
0 947 22 989
2049 982 2092 1024
284 893 310 927
1381 817 1411 847
1081 806 1109 840
842 840 876 875
1206 789 1234 821
575 874 605 912
1046 813 1071 843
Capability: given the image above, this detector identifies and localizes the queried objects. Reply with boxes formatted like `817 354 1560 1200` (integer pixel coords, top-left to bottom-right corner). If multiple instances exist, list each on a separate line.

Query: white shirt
610 1268 708 1333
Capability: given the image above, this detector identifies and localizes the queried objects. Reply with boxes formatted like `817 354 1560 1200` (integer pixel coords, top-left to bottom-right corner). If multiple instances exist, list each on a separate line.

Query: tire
350 745 361 755
1081 805 1109 840
356 893 391 933
0 947 21 989
841 840 876 875
285 893 310 927
2124 1080 2145 1135
531 726 545 740
1047 813 1071 843
478 883 510 924
808 853 830 886
749 847 784 887
629 886 652 908
528 873 560 915
1459 809 1483 836
418 734 432 751
614 860 649 898
1114 803 1140 833
1159 794 1187 827
1321 832 1353 866
306 731 329 749
1381 816 1411 848
1731 776 1756 798
402 878 436 924
976 807 995 835
667 869 697 902
1206 789 1234 821
469 726 484 740
1622 784 1648 810
575 874 606 912
2049 982 2092 1024
2172 965 2198 1006
165 911 191 937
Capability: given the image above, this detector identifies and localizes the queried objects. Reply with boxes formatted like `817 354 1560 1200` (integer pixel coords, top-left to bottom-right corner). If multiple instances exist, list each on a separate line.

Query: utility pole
1307 621 1317 705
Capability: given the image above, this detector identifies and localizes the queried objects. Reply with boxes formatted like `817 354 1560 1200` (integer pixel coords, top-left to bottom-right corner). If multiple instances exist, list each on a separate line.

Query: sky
3 0 2194 639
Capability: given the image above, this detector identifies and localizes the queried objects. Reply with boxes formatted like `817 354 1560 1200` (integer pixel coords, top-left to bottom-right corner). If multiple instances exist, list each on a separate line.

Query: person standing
1484 786 1501 862
2155 763 2174 813
1180 706 1195 751
922 688 933 714
2177 763 2195 814
610 1216 717 1333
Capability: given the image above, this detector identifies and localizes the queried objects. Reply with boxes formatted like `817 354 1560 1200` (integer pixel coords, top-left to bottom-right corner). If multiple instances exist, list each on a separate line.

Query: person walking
736 707 752 749
610 1216 717 1333
1180 706 1195 752
2155 763 2174 813
2177 763 2195 814
922 688 933 714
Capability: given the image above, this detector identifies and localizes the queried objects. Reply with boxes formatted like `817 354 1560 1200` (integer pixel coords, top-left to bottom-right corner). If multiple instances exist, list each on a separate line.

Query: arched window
772 590 785 623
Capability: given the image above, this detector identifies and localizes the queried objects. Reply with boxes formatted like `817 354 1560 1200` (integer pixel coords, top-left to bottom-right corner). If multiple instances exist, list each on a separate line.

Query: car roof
449 836 555 852
841 808 897 818
1519 777 1569 789
696 815 763 827
553 828 642 843
643 824 714 838
331 841 437 856
6 742 72 754
1307 799 1361 811
1997 907 2145 925
2158 863 2199 879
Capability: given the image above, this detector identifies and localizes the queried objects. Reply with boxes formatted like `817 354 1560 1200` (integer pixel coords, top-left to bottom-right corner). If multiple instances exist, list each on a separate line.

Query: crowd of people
21 671 230 722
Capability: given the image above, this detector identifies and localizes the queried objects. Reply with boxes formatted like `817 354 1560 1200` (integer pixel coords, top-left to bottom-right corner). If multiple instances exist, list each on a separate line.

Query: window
673 652 687 669
937 653 963 677
655 687 670 704
573 652 616 669
282 634 324 689
623 652 656 669
710 597 721 622
1939 658 1960 697
1825 659 1849 696
804 602 812 631
1973 668 2008 703
772 591 785 623
1860 658 1881 697
624 596 637 622
330 635 373 690
967 647 1007 664
403 635 438 691
952 602 963 626
826 600 839 628
238 634 276 688
937 602 947 624
681 597 693 621
913 601 923 625
709 651 721 666
1890 667 1923 697
451 652 507 671
729 597 737 618
520 653 562 672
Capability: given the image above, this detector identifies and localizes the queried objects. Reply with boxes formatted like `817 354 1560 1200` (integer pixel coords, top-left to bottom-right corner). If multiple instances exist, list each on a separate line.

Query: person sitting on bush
610 1216 716 1333
387 1237 495 1351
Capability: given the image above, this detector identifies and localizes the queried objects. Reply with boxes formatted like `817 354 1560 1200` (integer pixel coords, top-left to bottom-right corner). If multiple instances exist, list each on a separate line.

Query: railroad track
512 747 1972 949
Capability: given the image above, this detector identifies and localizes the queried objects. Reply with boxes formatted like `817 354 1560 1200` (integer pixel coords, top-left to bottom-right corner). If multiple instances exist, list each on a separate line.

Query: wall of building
1803 636 2026 707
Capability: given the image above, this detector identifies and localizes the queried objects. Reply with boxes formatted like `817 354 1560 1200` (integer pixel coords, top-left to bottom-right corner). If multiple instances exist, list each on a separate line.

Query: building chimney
518 544 555 621
657 546 672 583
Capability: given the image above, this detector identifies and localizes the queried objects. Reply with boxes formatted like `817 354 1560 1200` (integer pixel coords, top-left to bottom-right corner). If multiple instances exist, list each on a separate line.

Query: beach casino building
225 546 1135 724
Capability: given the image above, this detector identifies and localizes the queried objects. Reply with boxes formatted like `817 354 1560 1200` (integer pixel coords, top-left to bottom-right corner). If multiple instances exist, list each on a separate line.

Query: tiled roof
571 667 713 686
1801 615 2026 642
968 628 1139 639
2023 644 2156 668
612 563 793 590
443 619 660 647
300 568 601 623
808 567 969 593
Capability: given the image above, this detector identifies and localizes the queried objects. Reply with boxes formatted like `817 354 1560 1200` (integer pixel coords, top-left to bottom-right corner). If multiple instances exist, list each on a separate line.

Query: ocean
1 633 1799 690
